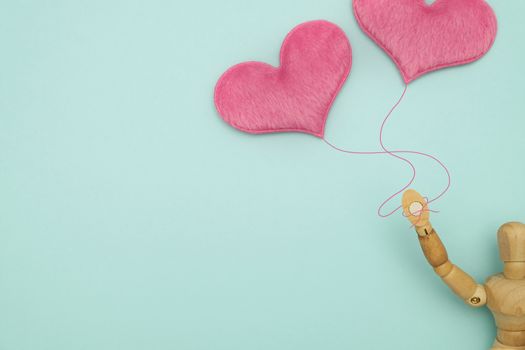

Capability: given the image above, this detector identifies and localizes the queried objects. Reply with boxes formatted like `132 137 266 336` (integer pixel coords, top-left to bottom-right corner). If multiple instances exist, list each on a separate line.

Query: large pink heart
353 0 497 83
214 20 352 138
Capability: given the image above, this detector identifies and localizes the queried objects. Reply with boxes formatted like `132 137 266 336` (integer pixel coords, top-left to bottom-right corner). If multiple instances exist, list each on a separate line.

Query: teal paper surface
1 1 524 349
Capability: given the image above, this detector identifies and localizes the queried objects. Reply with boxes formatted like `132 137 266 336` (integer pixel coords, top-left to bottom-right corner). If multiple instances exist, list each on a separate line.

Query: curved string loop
323 85 451 218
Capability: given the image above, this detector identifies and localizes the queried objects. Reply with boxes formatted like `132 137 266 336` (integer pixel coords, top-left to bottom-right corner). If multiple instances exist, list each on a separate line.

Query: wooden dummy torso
486 274 525 347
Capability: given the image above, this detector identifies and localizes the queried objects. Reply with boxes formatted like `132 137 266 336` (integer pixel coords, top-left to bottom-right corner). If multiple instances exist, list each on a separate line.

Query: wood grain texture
402 189 525 349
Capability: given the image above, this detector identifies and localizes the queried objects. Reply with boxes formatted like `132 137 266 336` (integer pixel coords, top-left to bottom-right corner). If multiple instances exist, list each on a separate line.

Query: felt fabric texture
214 20 352 138
353 0 497 83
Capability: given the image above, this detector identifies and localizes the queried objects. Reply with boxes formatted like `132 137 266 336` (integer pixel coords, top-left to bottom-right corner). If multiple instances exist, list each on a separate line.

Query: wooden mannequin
402 189 525 350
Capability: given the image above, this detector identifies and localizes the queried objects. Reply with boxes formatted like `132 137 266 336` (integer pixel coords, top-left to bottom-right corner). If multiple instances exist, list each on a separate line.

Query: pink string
323 85 451 218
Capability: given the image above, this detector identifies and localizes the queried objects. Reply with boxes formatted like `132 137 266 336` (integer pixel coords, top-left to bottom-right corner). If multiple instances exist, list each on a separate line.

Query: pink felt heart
214 20 352 138
353 0 497 83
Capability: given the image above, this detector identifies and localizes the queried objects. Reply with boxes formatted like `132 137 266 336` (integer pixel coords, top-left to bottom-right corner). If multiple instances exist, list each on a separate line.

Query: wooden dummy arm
418 227 486 307
402 190 487 308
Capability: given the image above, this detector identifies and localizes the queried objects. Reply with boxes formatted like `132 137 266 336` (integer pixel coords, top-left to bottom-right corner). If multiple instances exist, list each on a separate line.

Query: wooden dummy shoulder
484 274 525 314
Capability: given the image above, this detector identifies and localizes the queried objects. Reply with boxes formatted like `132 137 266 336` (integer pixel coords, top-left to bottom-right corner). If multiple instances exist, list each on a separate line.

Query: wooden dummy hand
402 189 433 237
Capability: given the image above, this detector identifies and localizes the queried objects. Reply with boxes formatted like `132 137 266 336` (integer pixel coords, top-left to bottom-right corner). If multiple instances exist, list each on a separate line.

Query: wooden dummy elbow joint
419 228 487 308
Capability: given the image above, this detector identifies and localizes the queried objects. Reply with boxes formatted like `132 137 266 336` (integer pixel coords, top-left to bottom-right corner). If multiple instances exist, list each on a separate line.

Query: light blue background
1 1 524 349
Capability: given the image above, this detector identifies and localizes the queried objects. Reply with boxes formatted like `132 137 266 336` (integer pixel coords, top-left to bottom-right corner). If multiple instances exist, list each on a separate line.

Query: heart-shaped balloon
214 20 352 138
353 0 497 83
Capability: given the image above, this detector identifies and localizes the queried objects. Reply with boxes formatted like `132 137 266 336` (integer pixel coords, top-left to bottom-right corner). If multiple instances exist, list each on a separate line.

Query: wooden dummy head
498 222 525 280
498 222 525 262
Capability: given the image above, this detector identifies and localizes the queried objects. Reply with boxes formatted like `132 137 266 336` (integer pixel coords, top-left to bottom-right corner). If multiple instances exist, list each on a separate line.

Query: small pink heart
214 20 352 138
353 0 497 83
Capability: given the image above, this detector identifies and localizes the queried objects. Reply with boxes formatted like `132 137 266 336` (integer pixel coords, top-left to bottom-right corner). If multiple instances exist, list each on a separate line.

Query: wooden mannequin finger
402 189 432 236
